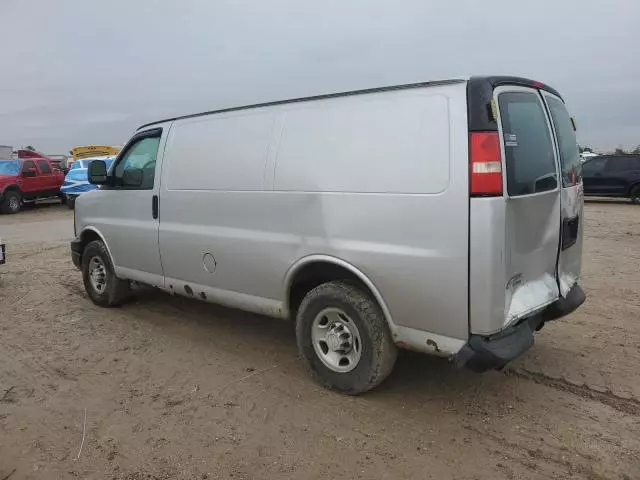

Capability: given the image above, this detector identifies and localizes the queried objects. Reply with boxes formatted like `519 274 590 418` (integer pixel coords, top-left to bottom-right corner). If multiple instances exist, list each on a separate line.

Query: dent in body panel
503 193 560 325
505 273 557 323
558 183 584 296
469 192 564 334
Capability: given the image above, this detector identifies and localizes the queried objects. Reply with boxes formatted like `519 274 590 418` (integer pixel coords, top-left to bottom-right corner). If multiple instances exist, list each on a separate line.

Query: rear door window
498 92 558 196
544 96 582 186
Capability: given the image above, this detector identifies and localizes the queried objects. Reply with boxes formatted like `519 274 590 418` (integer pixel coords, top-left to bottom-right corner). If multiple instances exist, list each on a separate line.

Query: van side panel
275 93 450 194
158 111 282 305
163 112 277 192
272 84 470 340
157 83 470 341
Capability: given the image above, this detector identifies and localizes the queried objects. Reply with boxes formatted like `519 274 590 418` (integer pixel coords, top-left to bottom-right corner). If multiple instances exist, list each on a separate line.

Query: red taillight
470 132 503 196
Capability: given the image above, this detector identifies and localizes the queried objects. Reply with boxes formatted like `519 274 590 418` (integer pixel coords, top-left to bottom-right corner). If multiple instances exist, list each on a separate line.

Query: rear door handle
152 195 159 219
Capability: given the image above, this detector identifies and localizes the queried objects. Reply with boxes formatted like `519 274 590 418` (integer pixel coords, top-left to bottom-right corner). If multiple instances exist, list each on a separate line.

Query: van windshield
498 92 558 196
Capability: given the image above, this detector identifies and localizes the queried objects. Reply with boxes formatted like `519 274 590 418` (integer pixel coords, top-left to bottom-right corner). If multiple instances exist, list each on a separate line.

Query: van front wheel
296 281 397 394
82 240 130 307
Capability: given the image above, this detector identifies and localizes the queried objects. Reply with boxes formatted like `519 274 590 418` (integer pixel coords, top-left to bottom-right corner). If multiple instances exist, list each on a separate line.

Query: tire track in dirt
17 244 67 260
464 424 611 480
505 367 640 416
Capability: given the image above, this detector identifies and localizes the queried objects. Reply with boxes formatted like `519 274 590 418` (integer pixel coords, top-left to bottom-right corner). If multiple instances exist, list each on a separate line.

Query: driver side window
113 133 161 189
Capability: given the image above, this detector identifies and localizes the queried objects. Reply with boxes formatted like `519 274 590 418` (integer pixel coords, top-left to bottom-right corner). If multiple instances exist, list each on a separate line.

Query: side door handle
152 195 159 219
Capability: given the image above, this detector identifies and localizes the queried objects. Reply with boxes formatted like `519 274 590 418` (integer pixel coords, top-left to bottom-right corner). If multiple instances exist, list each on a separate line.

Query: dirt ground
0 201 638 480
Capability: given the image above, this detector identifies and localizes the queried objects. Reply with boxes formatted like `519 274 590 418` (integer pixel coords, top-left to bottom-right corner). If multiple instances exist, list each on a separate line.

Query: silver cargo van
71 76 585 394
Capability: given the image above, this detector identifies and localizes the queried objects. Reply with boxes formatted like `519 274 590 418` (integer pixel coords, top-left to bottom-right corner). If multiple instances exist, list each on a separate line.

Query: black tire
81 240 130 307
0 190 22 214
66 195 76 209
630 185 640 205
296 281 397 394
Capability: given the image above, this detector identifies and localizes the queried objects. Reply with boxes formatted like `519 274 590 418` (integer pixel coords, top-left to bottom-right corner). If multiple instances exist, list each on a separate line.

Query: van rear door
494 86 562 324
540 92 583 296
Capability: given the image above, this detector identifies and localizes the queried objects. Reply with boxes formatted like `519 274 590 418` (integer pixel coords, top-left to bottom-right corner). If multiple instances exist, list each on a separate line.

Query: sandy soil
0 201 639 480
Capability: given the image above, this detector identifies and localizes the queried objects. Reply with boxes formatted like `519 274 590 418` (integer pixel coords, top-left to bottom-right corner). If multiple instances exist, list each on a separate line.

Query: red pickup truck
0 158 64 214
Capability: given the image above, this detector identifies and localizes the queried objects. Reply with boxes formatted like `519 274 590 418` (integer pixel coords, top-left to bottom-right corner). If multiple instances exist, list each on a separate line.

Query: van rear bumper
455 284 585 372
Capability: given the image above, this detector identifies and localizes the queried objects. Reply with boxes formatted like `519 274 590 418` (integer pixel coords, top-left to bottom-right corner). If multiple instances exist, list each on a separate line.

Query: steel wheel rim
9 196 19 212
88 256 107 294
311 307 362 373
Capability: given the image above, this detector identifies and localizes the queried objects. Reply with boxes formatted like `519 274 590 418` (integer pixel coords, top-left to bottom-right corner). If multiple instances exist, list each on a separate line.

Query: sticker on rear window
505 133 518 147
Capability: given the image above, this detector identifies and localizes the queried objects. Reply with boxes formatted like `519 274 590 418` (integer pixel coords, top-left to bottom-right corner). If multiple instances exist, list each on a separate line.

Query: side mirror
88 160 108 185
122 168 143 187
22 168 37 178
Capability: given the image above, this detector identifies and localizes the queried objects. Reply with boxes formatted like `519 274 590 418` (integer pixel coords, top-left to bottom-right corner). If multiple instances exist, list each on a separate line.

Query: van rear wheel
296 281 397 394
630 185 640 205
82 240 130 307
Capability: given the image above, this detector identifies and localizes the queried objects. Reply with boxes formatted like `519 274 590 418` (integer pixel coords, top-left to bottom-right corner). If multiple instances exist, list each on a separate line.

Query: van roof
137 76 561 131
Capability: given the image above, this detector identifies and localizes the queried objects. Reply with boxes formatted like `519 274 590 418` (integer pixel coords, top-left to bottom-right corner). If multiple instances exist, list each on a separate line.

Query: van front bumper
455 284 586 372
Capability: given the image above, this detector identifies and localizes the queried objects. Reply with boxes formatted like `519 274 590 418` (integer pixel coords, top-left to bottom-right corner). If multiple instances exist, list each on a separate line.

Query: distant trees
611 147 640 155
579 145 640 155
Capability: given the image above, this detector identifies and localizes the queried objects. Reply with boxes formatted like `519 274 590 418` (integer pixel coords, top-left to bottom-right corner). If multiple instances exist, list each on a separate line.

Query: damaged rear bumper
455 284 586 372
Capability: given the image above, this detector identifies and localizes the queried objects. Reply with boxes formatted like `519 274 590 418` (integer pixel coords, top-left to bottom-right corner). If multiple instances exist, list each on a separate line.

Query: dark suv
582 155 640 204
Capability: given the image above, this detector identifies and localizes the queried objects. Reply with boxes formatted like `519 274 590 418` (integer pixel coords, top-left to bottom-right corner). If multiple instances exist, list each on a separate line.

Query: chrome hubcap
88 256 107 294
311 308 362 373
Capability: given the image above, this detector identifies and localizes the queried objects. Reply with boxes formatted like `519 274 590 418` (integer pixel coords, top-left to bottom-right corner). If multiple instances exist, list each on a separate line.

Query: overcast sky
1 0 638 153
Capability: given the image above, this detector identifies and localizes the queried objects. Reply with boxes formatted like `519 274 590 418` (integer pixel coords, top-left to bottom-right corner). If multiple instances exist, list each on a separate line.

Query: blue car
61 157 114 209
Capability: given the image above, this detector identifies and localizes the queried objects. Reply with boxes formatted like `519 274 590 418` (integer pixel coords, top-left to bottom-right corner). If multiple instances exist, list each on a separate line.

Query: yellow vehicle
70 145 120 161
